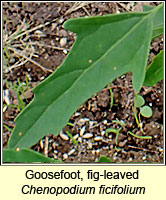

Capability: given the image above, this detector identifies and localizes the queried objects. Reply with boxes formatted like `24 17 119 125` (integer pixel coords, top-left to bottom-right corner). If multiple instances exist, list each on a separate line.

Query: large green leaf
143 50 163 86
3 148 62 163
143 4 163 39
8 4 162 149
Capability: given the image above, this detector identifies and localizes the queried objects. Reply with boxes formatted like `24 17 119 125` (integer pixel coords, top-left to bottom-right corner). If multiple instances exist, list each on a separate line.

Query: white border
1 1 165 166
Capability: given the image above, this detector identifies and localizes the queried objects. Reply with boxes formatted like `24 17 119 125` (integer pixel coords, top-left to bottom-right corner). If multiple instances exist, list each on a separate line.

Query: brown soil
2 2 163 163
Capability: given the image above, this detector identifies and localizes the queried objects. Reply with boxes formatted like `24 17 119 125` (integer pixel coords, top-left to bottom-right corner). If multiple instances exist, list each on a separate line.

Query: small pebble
82 133 93 139
59 18 64 24
113 156 117 160
52 142 58 149
149 102 152 107
87 141 93 149
154 134 158 138
101 130 105 136
119 140 127 147
4 89 10 105
73 134 79 140
35 30 45 36
60 38 67 47
40 76 45 80
96 149 101 154
59 29 68 37
63 153 68 160
157 124 160 129
68 149 75 156
54 150 58 154
4 68 9 73
152 124 156 128
74 112 81 116
78 137 82 143
53 154 58 159
128 157 133 162
80 126 86 136
103 120 107 125
63 49 68 54
142 156 146 161
89 121 94 128
158 147 163 152
79 118 89 123
91 150 96 155
40 140 44 149
103 146 108 150
108 135 113 139
121 75 126 79
94 136 103 141
3 105 7 112
60 131 69 141
51 23 57 31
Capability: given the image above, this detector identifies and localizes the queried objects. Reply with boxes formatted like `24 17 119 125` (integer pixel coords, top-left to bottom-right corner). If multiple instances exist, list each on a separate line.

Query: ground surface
3 2 163 163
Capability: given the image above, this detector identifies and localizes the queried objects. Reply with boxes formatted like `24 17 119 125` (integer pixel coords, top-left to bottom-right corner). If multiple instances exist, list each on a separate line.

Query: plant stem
109 86 113 109
65 131 78 146
3 124 13 132
134 93 141 128
128 131 152 140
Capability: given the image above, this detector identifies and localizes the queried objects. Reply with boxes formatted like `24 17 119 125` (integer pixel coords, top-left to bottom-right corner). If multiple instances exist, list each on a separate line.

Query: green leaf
8 4 162 149
98 156 113 163
143 50 163 87
140 105 152 118
143 4 163 40
135 95 145 108
3 148 62 163
152 27 163 40
143 5 155 12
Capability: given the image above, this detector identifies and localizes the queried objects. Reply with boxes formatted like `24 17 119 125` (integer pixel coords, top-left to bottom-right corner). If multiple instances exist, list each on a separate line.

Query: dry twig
8 47 53 72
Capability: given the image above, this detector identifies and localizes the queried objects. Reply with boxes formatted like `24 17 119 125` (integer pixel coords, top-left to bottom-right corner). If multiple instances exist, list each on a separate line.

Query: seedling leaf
3 148 62 163
135 95 145 108
143 50 163 87
8 4 162 149
140 105 152 118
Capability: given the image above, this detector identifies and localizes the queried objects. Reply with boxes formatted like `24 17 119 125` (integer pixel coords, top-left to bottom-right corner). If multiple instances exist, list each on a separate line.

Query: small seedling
65 130 78 146
128 131 152 140
4 77 30 111
134 93 153 130
114 146 122 152
105 119 152 150
105 127 122 149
